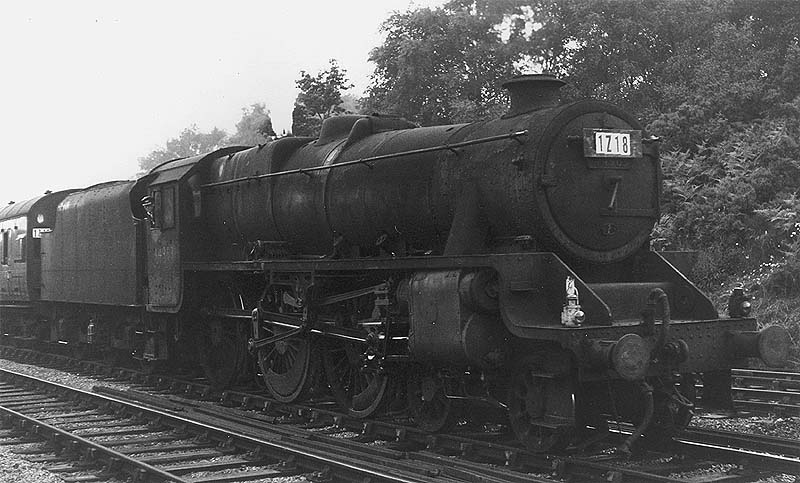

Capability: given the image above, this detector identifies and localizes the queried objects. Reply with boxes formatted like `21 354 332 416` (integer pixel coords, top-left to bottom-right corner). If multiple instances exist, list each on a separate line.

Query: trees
365 0 800 289
637 3 800 287
291 59 354 137
364 0 697 124
138 103 276 173
140 58 355 174
138 125 227 173
365 5 516 125
366 0 798 123
227 103 276 146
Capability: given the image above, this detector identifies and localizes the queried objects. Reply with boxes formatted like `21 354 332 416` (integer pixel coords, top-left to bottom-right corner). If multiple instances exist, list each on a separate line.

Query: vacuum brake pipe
617 380 654 455
617 289 668 454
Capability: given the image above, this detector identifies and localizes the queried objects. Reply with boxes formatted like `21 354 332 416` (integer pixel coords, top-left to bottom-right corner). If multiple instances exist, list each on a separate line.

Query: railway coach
0 190 75 338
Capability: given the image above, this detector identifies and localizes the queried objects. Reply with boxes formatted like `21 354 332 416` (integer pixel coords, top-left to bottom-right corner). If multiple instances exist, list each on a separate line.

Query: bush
654 117 800 291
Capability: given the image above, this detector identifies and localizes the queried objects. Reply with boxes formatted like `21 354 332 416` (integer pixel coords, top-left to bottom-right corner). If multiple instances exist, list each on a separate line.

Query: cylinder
408 270 508 368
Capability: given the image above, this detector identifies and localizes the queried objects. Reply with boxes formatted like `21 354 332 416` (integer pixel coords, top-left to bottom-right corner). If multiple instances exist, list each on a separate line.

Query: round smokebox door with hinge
537 102 659 263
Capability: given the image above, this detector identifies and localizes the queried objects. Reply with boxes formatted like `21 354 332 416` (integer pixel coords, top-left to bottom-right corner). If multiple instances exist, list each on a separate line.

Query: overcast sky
0 0 447 205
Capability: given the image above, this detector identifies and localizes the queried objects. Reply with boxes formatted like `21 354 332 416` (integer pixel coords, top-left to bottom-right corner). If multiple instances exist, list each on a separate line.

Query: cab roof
142 147 248 187
0 196 44 222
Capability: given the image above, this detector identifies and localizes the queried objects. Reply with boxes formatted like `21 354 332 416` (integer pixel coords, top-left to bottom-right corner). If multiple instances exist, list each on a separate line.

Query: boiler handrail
200 130 528 189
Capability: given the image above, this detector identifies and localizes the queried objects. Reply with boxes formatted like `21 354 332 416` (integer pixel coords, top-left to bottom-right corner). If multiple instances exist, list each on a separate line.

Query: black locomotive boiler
1 74 791 452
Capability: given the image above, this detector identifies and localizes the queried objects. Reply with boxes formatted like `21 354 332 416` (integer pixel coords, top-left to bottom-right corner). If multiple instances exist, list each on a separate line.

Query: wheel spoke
260 333 314 403
323 341 387 418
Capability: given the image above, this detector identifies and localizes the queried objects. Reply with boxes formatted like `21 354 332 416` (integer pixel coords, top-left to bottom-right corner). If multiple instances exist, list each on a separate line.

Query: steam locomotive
0 74 791 452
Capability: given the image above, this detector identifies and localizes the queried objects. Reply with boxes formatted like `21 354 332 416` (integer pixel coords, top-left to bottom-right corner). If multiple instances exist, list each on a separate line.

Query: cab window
148 186 176 230
161 185 175 229
149 190 161 229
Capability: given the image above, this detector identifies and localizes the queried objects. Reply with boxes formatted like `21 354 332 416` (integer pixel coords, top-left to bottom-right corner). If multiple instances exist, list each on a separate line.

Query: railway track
683 426 800 460
0 367 471 483
0 345 798 481
730 368 800 415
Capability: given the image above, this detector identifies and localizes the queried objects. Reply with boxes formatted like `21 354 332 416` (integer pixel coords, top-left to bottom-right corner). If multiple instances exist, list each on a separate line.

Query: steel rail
200 130 529 189
3 347 800 482
732 368 800 379
0 367 447 483
0 404 188 482
684 427 800 458
732 386 800 399
561 456 688 483
674 437 800 475
733 398 800 415
605 422 800 476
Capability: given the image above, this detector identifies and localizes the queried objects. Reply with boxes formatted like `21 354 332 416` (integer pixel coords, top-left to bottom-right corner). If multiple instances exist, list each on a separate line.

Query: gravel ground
689 411 800 482
0 358 314 482
0 442 65 483
691 411 800 439
0 359 77 483
0 359 131 393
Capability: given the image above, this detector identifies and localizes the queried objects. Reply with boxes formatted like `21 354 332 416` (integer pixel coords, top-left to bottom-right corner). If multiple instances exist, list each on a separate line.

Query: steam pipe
650 288 671 353
617 380 654 455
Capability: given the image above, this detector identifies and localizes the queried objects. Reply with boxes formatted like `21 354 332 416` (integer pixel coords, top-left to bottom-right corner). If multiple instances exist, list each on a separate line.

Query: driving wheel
258 329 316 402
322 341 388 418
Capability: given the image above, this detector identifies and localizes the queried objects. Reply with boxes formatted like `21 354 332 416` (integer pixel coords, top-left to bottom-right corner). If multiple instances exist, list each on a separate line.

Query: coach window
15 234 26 262
1 230 7 265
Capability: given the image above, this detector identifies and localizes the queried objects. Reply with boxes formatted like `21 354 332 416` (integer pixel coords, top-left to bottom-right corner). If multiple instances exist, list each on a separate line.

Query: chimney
502 74 565 116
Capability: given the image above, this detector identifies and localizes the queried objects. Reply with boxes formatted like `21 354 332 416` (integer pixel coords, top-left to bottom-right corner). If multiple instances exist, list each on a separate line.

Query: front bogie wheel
507 354 576 453
407 370 461 432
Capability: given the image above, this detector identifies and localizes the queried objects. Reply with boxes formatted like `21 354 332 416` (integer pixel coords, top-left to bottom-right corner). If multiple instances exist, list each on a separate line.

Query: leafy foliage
365 5 516 125
227 103 276 146
367 0 800 293
138 125 227 173
138 103 276 173
292 59 354 137
646 7 800 290
655 117 800 287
